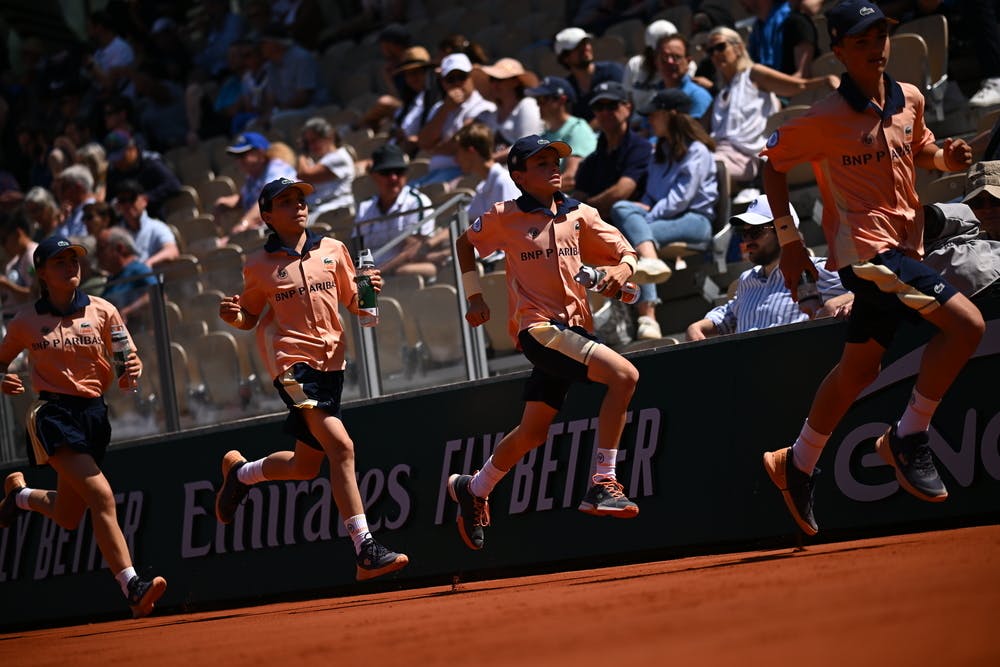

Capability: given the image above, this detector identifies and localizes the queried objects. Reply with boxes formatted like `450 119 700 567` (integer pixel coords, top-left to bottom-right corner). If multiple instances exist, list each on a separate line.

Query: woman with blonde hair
705 26 838 189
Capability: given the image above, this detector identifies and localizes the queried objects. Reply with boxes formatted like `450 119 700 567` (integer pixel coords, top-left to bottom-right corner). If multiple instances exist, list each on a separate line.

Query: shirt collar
514 190 581 217
838 73 905 119
264 229 324 256
36 289 90 316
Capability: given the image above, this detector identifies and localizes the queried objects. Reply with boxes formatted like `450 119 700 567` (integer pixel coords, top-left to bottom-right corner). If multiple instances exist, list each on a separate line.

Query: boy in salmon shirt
759 0 984 536
215 177 408 581
448 135 641 551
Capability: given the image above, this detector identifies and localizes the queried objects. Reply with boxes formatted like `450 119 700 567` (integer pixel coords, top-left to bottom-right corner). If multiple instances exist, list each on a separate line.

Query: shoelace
472 495 491 527
595 476 626 498
910 442 936 474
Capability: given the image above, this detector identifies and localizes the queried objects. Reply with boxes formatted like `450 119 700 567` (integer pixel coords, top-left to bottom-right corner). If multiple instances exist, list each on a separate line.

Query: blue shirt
706 256 846 334
749 1 793 71
127 212 176 263
102 260 156 311
570 61 626 121
656 76 714 121
642 141 718 221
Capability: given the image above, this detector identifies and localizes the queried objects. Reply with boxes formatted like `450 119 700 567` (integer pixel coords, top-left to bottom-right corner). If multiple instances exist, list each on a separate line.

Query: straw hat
479 58 539 88
393 46 433 75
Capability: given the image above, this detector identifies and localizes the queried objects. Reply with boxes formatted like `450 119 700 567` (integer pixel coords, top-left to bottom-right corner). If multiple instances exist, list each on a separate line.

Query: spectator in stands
705 26 838 191
131 64 190 151
96 226 156 324
437 34 492 99
454 123 521 220
83 201 117 238
0 211 39 312
481 58 544 159
83 10 135 96
359 44 432 137
269 0 325 52
233 39 270 135
572 81 650 220
354 144 442 278
963 160 1000 241
53 165 97 239
387 47 441 156
217 132 297 235
74 142 109 203
296 117 355 223
102 95 146 151
654 34 714 121
259 25 322 120
416 54 498 186
965 0 1000 107
686 196 852 341
22 187 61 242
554 27 626 123
743 0 821 77
524 76 597 192
104 130 181 221
609 89 718 340
111 180 179 269
191 0 246 81
623 19 679 115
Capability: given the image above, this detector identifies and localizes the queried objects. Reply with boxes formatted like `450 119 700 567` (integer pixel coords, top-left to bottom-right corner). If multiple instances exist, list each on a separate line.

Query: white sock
236 459 267 485
469 456 507 498
345 514 372 554
791 421 829 475
15 487 32 510
595 448 618 480
896 390 940 437
115 566 137 596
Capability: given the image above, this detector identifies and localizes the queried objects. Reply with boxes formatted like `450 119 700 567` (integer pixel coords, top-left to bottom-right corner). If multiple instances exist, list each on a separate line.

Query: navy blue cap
258 178 315 211
827 0 896 45
507 135 572 171
371 143 410 172
34 235 87 269
638 88 692 115
589 81 628 105
524 76 577 104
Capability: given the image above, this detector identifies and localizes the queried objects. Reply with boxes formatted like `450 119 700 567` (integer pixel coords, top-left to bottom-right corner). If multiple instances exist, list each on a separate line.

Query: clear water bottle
110 323 137 392
574 266 640 304
355 248 379 327
796 270 823 316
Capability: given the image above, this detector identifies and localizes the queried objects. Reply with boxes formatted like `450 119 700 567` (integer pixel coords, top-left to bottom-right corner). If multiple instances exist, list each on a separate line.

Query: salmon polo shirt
760 73 936 270
0 291 134 397
468 191 637 344
241 231 359 379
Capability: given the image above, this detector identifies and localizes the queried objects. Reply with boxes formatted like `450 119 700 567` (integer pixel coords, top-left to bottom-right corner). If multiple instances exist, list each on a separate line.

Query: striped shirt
706 256 846 334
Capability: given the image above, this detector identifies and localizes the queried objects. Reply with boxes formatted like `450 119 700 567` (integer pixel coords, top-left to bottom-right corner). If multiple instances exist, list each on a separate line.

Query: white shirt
426 90 497 171
354 185 434 262
306 147 355 213
468 164 520 220
711 68 780 156
495 97 544 147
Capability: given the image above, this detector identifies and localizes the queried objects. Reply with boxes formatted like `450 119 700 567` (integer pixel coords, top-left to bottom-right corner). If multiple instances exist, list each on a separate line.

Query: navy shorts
273 362 345 451
839 248 958 348
518 322 603 410
26 392 111 467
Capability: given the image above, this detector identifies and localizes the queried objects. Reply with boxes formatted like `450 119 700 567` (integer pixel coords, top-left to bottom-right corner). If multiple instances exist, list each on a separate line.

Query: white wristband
773 215 802 247
933 148 947 171
461 270 482 297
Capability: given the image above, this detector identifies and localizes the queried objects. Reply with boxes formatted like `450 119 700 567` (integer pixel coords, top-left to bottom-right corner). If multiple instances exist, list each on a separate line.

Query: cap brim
729 210 774 226
226 145 254 155
373 161 409 172
524 85 554 97
590 94 625 105
837 15 897 42
963 183 1000 202
393 61 432 75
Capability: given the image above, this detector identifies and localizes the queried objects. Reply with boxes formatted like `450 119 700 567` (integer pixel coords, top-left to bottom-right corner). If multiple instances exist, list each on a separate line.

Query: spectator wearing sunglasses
686 195 851 341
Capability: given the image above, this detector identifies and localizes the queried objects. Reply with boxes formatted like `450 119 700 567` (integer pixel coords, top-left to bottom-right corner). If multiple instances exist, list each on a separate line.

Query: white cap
644 20 678 49
554 27 592 54
440 53 473 76
730 194 800 227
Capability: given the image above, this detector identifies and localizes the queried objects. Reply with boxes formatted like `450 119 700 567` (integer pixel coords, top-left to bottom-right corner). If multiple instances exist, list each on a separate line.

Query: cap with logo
258 178 315 211
554 27 593 54
637 88 692 115
226 132 270 155
589 81 628 105
826 0 896 46
525 75 577 104
34 235 88 269
730 195 800 227
507 135 572 171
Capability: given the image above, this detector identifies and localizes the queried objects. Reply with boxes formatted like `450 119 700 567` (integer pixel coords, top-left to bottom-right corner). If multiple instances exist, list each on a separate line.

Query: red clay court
4 524 998 666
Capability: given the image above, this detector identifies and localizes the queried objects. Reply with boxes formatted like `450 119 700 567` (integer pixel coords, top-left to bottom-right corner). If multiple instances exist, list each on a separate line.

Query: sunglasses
706 42 729 55
591 100 621 112
740 225 774 240
443 72 469 85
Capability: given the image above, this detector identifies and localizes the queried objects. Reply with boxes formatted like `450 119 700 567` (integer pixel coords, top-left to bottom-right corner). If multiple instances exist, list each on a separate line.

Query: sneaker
633 257 672 285
636 315 662 340
447 473 489 550
127 573 167 618
763 447 818 535
215 450 250 524
0 472 26 528
578 475 639 517
356 538 409 581
875 426 948 502
969 77 1000 107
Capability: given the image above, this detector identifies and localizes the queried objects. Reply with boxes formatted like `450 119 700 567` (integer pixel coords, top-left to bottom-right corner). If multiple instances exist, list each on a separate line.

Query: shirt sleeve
646 145 712 221
320 150 354 180
578 205 637 267
240 257 267 318
467 206 504 257
333 240 360 314
705 297 737 335
759 112 824 174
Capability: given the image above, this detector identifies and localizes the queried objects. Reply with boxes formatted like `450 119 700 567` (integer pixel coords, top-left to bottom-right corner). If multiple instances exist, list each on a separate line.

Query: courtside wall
1 288 998 628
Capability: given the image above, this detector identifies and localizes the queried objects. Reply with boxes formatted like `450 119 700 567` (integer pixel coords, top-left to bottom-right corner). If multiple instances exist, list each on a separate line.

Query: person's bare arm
686 318 719 341
750 63 838 99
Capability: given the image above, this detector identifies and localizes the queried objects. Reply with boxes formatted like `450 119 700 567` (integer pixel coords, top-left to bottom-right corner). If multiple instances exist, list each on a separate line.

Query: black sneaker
127 573 167 618
0 472 26 528
215 450 250 524
577 475 639 517
763 447 819 535
447 474 489 550
876 426 948 502
356 538 409 581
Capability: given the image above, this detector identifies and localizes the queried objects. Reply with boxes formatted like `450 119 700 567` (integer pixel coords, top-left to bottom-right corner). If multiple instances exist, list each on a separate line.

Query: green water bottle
355 248 379 327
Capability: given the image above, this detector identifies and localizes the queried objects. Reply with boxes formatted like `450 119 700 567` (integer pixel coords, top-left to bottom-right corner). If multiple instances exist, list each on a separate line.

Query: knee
326 438 356 465
609 200 636 224
609 361 640 393
840 361 880 391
